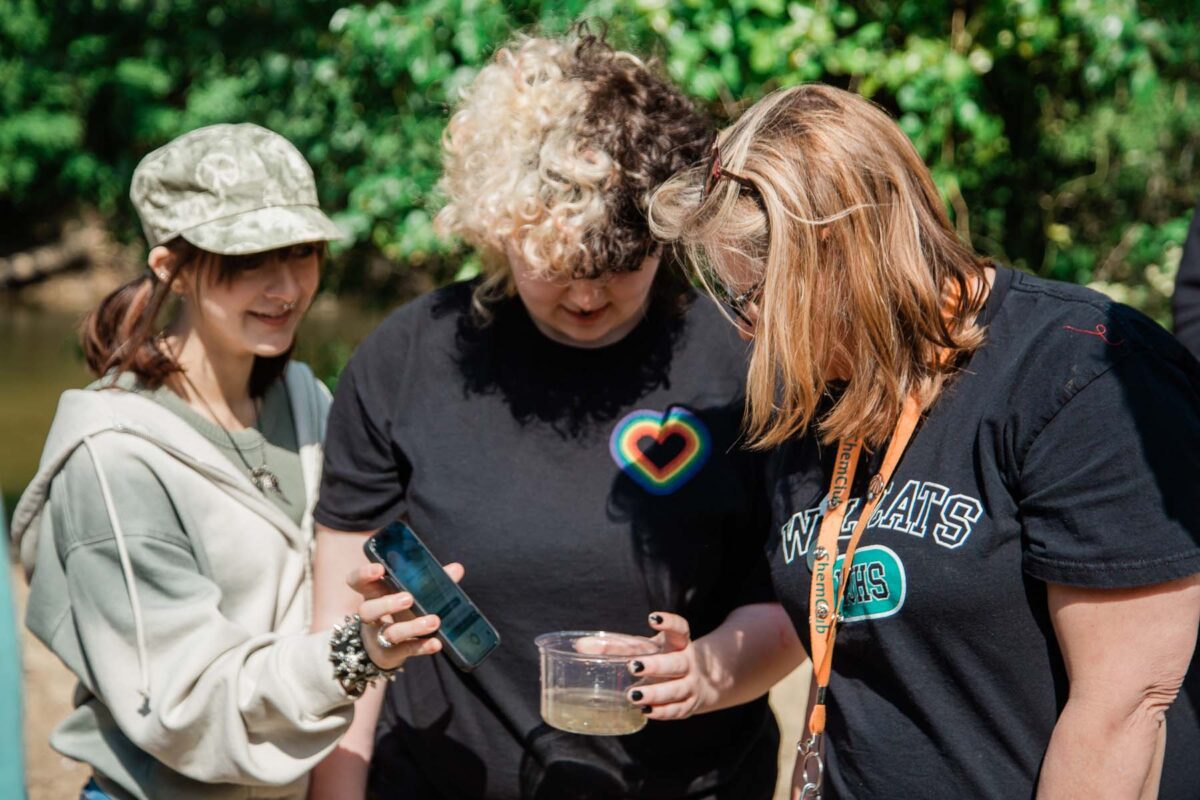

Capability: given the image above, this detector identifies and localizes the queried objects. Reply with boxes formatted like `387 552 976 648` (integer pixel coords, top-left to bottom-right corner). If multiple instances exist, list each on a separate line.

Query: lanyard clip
796 733 825 799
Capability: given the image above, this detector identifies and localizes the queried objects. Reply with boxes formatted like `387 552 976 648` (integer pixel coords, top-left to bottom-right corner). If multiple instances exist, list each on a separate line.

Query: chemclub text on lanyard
797 394 923 799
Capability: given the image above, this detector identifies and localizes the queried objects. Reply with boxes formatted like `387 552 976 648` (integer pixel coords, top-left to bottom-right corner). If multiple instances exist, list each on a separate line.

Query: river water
0 299 385 520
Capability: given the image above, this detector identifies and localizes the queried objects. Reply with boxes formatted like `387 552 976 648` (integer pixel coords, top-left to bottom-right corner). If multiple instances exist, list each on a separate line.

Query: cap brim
180 205 347 256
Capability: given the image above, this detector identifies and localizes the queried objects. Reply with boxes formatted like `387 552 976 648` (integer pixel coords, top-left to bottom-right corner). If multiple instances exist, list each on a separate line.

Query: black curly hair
568 24 713 284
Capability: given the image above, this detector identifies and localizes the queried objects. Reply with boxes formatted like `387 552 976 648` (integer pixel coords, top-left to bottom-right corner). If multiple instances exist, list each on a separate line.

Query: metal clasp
866 473 884 502
796 733 824 799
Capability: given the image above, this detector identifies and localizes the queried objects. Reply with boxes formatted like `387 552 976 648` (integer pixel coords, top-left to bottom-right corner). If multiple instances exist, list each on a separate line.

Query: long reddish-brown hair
650 84 991 448
82 238 314 397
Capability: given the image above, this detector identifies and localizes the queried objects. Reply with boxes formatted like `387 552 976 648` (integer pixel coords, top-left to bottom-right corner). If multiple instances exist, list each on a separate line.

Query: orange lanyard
805 395 923 740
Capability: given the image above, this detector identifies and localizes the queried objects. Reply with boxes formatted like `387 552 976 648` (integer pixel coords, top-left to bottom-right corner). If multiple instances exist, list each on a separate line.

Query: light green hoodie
11 362 353 800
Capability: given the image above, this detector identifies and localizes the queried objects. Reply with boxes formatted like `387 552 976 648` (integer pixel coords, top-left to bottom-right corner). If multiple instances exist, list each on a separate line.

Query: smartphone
363 521 500 671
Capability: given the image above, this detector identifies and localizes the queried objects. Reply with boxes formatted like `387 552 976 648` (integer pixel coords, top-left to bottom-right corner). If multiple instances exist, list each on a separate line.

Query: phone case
363 528 501 672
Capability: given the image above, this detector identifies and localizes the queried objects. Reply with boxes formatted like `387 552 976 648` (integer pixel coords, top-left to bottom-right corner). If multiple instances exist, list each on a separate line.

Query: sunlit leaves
1 0 1197 321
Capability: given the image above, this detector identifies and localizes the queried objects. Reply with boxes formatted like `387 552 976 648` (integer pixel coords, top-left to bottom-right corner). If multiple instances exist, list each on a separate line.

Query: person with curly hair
306 29 795 800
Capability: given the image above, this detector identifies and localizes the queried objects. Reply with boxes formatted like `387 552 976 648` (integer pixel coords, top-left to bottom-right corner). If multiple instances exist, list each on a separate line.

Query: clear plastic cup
535 631 660 736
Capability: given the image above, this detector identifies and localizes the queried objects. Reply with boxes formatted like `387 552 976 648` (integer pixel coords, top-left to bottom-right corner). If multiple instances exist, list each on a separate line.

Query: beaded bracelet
329 614 400 698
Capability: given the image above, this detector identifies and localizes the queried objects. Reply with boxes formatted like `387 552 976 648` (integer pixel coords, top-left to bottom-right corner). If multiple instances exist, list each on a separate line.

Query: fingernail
630 660 644 674
650 613 664 624
641 705 652 715
630 690 643 702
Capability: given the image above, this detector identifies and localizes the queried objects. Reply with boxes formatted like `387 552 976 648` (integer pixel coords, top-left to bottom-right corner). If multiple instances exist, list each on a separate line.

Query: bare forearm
1038 696 1167 800
693 602 807 713
307 683 384 800
1042 576 1200 800
309 526 379 800
312 526 374 630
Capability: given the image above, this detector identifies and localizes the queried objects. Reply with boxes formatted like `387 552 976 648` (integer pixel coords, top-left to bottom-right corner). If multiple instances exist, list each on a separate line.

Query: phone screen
365 522 500 670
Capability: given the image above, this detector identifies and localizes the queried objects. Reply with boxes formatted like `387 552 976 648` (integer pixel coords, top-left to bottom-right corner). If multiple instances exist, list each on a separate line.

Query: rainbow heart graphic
609 407 712 495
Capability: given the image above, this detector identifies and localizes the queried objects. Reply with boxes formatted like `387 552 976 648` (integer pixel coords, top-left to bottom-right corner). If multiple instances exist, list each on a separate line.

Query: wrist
329 614 401 698
689 640 726 713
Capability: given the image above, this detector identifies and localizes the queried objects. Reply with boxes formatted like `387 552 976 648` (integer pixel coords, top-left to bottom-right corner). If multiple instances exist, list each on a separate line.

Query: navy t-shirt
316 281 779 800
767 266 1200 799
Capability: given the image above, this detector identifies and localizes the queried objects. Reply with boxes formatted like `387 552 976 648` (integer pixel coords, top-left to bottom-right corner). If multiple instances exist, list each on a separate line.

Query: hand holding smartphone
363 522 501 671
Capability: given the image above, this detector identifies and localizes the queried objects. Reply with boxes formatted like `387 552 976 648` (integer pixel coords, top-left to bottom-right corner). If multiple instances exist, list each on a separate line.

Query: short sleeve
314 336 413 532
1018 350 1200 587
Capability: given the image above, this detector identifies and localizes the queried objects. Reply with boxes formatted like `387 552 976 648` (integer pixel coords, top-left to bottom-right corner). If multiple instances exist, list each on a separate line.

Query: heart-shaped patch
609 407 712 495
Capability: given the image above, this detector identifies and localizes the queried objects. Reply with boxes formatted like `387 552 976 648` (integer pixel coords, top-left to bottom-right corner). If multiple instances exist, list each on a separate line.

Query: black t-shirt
316 282 779 800
767 266 1200 799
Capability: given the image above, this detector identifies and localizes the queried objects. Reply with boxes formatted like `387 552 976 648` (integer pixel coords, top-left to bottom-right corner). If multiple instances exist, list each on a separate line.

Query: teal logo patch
832 545 906 622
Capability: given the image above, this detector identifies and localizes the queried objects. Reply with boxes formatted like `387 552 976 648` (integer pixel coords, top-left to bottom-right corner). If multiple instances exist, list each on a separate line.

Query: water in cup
541 687 648 735
535 631 660 736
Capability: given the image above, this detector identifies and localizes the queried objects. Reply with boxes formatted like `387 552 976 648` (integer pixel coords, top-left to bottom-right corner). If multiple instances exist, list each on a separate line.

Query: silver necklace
179 371 282 495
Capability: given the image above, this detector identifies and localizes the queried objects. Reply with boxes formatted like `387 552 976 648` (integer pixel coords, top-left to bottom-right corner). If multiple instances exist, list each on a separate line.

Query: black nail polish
641 705 652 714
630 690 643 702
650 613 664 624
630 660 644 674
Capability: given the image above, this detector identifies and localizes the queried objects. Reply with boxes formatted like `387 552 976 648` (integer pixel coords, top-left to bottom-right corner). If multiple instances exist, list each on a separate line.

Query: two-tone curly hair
435 26 711 315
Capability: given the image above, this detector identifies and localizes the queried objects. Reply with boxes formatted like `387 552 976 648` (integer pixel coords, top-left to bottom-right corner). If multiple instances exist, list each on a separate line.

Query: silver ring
376 629 395 650
282 301 297 311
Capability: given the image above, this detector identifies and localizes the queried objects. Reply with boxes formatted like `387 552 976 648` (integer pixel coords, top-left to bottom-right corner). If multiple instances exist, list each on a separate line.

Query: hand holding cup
624 612 716 721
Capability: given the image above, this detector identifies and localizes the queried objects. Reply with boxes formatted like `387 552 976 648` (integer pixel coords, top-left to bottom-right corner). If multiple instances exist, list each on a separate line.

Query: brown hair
81 238 311 397
649 84 991 448
435 24 710 318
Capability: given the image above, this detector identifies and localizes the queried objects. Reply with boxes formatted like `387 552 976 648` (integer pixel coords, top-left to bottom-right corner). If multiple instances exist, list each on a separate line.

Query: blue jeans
80 778 111 800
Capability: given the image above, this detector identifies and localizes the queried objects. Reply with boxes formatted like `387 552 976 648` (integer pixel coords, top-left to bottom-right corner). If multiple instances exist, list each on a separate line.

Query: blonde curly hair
435 26 710 315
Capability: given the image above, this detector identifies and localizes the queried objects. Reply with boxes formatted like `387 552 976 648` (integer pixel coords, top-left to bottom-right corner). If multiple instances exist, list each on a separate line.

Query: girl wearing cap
308 30 795 800
648 84 1200 798
12 123 426 800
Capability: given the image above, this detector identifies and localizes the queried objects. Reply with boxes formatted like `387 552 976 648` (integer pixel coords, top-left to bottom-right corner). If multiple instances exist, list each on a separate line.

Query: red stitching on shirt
1062 324 1124 346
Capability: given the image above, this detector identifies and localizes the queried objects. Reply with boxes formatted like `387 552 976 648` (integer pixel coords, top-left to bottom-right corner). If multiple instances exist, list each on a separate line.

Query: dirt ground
15 561 810 799
15 562 90 798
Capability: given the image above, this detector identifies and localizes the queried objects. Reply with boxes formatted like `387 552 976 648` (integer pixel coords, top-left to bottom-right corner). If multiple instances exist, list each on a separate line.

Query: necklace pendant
251 465 281 495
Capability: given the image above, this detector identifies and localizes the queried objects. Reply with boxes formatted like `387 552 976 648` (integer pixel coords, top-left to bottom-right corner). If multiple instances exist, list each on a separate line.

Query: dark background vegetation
3 0 1198 321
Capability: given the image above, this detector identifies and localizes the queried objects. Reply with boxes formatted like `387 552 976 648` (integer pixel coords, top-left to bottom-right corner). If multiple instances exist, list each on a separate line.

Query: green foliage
635 0 1200 324
2 0 1198 322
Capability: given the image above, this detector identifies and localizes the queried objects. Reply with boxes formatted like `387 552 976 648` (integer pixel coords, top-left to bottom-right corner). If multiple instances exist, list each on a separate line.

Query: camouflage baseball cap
130 123 345 255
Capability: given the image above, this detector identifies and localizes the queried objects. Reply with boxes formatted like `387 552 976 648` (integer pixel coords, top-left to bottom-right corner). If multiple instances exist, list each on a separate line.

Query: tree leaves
2 0 1197 321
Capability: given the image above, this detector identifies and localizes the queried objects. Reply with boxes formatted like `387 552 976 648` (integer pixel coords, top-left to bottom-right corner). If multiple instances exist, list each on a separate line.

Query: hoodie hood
12 363 326 566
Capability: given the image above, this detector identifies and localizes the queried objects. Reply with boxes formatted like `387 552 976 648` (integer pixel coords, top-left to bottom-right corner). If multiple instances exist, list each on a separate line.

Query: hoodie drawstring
83 435 152 716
